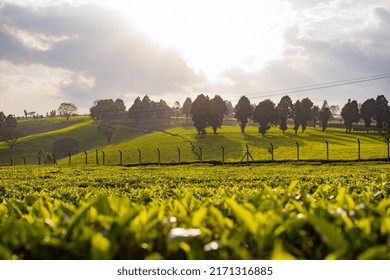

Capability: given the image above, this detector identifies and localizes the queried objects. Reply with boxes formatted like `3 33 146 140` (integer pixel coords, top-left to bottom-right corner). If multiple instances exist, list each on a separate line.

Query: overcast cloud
0 0 390 115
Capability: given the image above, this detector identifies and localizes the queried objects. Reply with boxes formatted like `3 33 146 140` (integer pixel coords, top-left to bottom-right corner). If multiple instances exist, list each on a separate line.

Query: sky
0 0 390 116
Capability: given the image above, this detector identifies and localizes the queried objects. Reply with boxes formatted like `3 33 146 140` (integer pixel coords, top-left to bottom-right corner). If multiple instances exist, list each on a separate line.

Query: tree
292 100 302 135
128 97 143 123
58 102 77 120
341 99 360 133
24 109 28 119
234 96 253 134
115 99 126 111
98 121 116 144
90 99 120 120
172 101 182 118
182 97 192 122
276 95 293 133
191 94 210 137
154 99 173 121
253 99 276 136
208 95 228 134
375 95 388 129
139 95 154 121
300 98 314 132
319 100 332 132
360 98 376 130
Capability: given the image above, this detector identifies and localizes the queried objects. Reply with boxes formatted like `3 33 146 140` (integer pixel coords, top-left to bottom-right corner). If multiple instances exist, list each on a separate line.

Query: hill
59 123 388 165
1 118 388 166
0 117 152 165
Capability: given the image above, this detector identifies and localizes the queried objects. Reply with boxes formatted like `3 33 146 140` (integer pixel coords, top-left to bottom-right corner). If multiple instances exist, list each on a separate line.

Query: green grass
1 120 388 166
17 116 90 136
0 119 152 165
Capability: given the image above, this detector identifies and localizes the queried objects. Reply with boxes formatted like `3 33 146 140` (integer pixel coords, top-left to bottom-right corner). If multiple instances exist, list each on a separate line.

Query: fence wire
2 137 389 166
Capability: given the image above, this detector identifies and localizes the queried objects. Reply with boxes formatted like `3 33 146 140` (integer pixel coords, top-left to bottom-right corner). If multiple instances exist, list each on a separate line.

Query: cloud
201 1 390 107
0 2 205 114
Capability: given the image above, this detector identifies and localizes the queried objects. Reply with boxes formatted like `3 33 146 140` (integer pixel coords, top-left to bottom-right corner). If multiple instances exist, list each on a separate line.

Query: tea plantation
0 162 389 260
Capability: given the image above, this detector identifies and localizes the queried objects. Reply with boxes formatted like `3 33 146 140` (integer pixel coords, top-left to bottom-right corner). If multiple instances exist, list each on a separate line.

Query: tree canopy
276 95 293 133
208 95 228 134
58 102 77 120
319 100 332 132
234 96 253 134
191 94 210 137
341 99 360 133
90 99 121 120
360 98 376 130
253 99 276 136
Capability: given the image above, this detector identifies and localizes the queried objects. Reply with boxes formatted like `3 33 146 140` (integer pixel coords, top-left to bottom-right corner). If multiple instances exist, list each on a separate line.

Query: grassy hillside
61 123 388 166
17 116 90 136
0 118 152 165
1 118 388 166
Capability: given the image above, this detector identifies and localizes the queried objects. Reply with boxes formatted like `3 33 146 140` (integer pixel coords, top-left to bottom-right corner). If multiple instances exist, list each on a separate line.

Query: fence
2 137 390 166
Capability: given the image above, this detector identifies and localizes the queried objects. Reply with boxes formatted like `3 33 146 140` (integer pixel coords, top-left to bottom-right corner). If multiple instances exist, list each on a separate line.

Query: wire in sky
223 73 390 102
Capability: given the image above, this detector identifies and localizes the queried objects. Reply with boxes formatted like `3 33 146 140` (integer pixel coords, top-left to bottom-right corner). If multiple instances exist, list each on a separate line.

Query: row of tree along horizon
88 94 390 138
1 94 389 147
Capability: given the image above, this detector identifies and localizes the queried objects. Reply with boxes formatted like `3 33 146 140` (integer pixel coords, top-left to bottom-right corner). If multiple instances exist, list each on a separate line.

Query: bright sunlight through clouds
0 0 390 115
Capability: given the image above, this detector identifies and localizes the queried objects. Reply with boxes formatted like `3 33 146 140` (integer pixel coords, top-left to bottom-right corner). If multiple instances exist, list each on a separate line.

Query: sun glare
109 0 290 79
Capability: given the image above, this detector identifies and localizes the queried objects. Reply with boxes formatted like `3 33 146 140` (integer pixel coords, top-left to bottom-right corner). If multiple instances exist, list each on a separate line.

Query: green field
0 162 389 259
1 117 388 166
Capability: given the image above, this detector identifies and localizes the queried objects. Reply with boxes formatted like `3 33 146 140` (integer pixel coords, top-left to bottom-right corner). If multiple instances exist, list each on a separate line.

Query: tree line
87 93 389 141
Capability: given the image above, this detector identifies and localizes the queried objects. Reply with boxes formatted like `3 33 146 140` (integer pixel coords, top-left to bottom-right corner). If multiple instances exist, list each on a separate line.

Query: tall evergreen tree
293 100 302 135
300 97 314 132
319 100 332 132
209 95 227 134
312 105 319 128
128 97 143 123
276 95 293 133
360 98 376 130
182 97 192 122
341 99 360 133
234 96 253 134
191 94 210 137
253 99 276 136
375 95 388 129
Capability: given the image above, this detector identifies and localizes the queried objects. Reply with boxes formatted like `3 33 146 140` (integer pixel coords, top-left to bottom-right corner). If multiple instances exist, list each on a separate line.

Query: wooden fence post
119 150 123 166
270 143 274 161
157 148 161 165
387 137 389 162
101 150 105 166
199 147 203 163
96 149 99 165
84 151 88 165
37 155 41 165
9 158 13 166
138 149 142 165
68 153 71 165
177 148 181 165
23 157 26 165
296 142 300 161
